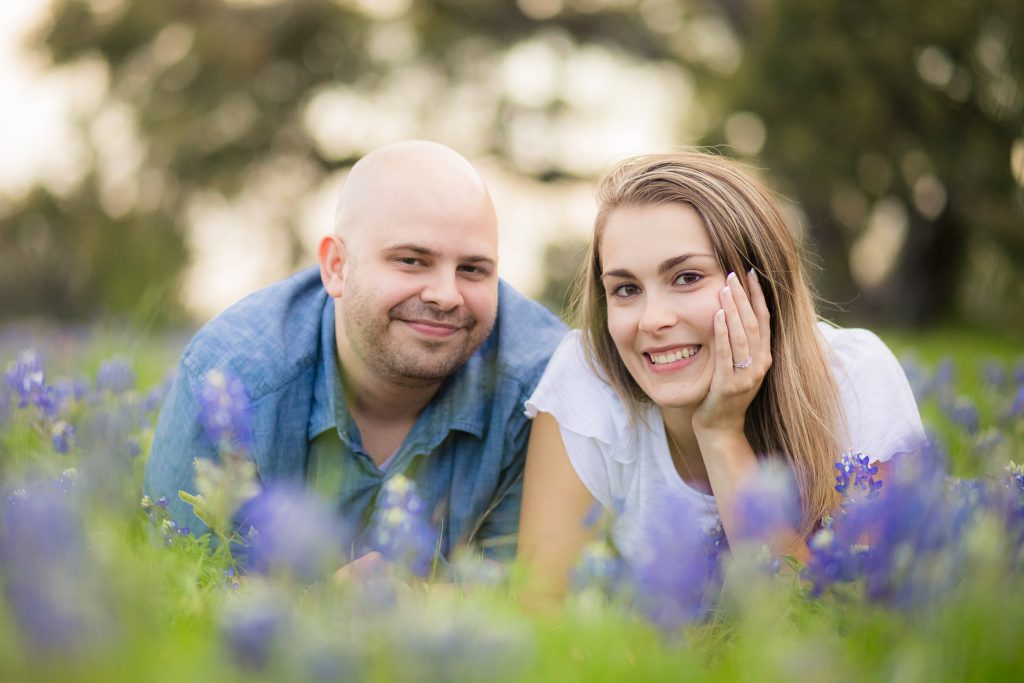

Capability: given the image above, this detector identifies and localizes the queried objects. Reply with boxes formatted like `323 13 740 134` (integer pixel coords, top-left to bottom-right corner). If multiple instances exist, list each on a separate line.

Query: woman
517 151 925 603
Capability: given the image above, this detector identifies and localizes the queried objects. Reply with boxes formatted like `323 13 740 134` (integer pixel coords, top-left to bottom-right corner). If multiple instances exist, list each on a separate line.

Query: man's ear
318 234 347 298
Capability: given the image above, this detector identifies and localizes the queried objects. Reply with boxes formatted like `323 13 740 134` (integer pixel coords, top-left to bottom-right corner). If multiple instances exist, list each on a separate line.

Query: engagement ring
733 357 753 369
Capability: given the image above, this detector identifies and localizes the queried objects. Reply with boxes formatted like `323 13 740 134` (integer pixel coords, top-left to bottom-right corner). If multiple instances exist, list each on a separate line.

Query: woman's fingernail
727 271 737 281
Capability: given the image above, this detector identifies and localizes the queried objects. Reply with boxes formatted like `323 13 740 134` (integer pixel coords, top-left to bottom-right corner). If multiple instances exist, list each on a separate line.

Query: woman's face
599 202 728 409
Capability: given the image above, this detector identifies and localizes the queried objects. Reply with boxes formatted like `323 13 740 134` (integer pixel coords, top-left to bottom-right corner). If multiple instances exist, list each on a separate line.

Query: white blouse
525 325 926 561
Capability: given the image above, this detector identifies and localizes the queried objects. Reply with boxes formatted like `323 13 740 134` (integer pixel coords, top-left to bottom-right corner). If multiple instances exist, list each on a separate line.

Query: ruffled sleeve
525 331 637 509
822 325 927 463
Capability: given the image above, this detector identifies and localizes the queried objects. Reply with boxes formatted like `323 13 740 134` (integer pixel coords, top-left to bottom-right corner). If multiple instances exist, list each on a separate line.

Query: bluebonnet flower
1007 462 1024 496
184 450 261 540
238 485 348 582
628 493 716 631
50 420 75 454
196 369 255 453
368 475 438 578
1013 359 1024 386
0 482 108 652
947 396 980 435
1004 385 1024 422
4 349 46 408
834 451 883 501
95 356 136 395
933 357 955 391
982 360 1006 391
220 588 290 671
734 462 800 542
900 354 930 402
225 567 240 591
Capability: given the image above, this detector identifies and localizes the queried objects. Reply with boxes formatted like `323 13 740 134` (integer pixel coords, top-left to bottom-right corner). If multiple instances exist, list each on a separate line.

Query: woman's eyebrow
601 252 715 280
657 252 715 275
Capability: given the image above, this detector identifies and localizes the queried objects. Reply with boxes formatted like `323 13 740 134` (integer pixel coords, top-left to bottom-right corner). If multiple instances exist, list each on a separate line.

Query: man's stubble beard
340 277 495 387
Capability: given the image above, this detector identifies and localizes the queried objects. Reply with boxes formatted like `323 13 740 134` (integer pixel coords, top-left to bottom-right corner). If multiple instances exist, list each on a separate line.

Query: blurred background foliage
0 0 1021 331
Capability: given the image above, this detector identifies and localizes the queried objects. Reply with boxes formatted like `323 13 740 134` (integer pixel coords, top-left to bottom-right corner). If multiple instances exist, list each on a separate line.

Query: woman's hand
692 269 772 437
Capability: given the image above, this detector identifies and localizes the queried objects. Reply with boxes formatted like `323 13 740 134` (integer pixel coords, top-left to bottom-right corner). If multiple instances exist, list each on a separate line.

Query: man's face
336 196 499 387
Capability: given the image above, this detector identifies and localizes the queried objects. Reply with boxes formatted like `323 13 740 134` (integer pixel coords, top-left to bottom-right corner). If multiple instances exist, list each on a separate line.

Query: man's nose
420 269 464 311
637 292 677 334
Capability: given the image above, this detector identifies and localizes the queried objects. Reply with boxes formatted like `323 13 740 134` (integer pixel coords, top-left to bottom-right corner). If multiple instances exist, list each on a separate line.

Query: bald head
333 141 497 246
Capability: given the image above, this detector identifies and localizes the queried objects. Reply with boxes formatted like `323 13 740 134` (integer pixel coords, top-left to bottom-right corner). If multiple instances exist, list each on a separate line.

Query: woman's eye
611 283 640 298
674 271 702 286
397 257 423 266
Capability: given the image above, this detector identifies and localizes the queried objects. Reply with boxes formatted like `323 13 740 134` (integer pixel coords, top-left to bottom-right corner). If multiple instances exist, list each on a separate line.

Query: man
144 141 566 562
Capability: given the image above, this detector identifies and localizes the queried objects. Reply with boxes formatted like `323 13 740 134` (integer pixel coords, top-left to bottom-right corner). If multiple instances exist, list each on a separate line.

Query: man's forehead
375 238 498 263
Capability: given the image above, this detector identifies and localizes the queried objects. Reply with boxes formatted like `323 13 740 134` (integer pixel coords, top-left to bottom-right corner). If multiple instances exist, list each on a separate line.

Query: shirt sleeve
143 362 215 537
524 331 631 511
827 327 927 464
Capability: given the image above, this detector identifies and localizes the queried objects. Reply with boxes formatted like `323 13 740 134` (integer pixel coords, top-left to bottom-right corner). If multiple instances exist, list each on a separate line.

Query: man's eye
396 257 423 266
611 283 640 298
674 271 702 286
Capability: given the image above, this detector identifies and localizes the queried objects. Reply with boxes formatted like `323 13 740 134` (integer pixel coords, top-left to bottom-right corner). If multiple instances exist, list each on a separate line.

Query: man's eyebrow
385 244 496 267
601 252 715 280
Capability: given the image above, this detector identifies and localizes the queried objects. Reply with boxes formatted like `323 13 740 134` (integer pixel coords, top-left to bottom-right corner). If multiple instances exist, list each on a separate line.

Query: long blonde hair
574 151 843 535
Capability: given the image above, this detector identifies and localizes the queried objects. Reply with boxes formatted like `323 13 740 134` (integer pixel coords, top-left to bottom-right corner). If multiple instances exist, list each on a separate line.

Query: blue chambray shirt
144 266 566 560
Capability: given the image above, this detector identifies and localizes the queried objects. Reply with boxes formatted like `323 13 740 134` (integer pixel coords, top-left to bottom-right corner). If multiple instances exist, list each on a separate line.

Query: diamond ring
733 357 753 369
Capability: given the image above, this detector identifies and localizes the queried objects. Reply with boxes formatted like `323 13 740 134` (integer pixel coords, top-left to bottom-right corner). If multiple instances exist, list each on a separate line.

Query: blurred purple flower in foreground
238 485 348 582
95 356 136 395
196 369 255 453
369 475 438 579
0 483 109 652
629 493 717 630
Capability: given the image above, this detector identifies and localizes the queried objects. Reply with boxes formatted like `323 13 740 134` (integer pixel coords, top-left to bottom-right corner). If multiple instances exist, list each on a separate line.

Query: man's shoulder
179 266 328 398
492 281 568 382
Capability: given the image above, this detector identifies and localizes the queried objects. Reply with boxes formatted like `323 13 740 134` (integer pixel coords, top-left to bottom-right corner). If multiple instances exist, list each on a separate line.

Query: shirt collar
307 296 491 446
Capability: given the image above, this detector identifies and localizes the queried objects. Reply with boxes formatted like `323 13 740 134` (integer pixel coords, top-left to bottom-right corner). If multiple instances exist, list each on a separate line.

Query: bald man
144 141 566 565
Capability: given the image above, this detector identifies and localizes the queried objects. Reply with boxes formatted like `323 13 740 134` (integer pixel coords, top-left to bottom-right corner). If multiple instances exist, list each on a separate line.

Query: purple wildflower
368 475 438 578
0 482 108 652
1013 359 1024 386
4 350 46 408
238 485 348 582
734 462 801 542
900 355 929 402
220 589 290 671
834 452 883 501
95 356 136 395
50 420 75 454
628 493 716 631
196 369 255 453
982 360 1006 391
1005 385 1024 422
947 397 980 435
933 356 955 398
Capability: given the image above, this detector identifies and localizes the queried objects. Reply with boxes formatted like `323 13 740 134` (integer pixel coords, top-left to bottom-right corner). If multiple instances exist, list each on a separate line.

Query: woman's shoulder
525 330 634 449
817 322 903 382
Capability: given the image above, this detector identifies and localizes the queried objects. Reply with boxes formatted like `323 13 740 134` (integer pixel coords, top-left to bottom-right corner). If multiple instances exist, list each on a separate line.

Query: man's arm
143 364 214 537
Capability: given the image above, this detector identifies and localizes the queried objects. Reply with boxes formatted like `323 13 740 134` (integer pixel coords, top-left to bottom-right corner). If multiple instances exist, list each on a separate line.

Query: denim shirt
143 266 566 560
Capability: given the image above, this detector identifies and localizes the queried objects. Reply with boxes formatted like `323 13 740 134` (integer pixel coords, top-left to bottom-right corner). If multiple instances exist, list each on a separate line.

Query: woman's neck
661 408 712 493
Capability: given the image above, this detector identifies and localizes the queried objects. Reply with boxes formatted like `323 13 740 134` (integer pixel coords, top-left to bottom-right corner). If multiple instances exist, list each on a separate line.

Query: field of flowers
1 322 1022 682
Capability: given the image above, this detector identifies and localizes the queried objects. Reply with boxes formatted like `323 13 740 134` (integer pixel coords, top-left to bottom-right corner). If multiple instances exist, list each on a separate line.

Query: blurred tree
713 0 1024 328
3 0 1020 330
